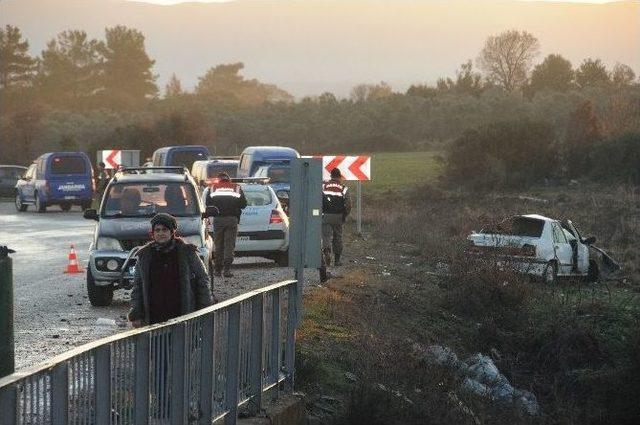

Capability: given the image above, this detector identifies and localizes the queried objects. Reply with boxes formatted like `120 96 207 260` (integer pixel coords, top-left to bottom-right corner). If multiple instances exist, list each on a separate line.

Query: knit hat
330 168 342 179
150 213 177 231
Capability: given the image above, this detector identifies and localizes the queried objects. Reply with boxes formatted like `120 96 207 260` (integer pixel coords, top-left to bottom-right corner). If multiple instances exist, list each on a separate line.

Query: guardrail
0 280 298 425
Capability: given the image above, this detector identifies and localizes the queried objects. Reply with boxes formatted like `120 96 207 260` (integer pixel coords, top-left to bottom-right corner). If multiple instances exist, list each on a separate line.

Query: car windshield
265 166 290 183
208 163 238 178
481 217 545 238
51 156 86 174
102 182 199 217
169 151 208 170
242 186 272 206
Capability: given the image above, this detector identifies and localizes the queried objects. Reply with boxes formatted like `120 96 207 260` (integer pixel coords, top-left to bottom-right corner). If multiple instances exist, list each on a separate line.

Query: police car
205 179 290 266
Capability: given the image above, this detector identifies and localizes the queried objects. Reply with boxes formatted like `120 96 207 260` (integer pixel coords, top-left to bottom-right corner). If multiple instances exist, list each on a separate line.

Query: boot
223 264 234 278
214 265 223 277
334 254 342 267
319 266 328 283
322 249 332 267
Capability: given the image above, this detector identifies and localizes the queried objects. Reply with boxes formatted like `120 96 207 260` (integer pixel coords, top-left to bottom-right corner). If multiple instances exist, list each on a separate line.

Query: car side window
552 223 567 244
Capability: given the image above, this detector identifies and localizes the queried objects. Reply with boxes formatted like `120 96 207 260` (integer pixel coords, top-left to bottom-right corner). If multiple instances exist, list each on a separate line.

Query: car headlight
183 235 203 247
96 237 123 251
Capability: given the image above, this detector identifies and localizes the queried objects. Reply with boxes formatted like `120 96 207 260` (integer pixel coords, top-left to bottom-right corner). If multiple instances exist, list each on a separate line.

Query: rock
462 378 489 397
490 382 515 402
344 372 357 382
51 334 60 339
95 318 117 327
425 345 459 368
466 354 500 385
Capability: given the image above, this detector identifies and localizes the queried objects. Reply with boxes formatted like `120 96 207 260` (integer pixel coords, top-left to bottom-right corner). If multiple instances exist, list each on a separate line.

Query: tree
350 82 393 102
575 58 610 89
406 84 438 99
0 25 36 89
36 30 103 107
477 30 540 92
196 62 292 105
165 73 183 97
611 63 636 88
100 26 158 107
565 100 601 176
528 54 574 95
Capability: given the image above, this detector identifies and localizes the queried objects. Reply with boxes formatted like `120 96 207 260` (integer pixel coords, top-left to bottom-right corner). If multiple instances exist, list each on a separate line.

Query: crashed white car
467 214 619 284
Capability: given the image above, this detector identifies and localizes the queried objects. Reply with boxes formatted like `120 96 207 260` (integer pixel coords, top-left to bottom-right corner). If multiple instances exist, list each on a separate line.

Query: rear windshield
102 182 199 218
208 163 238 178
265 166 290 183
169 151 208 170
50 156 86 174
243 186 272 206
481 217 544 238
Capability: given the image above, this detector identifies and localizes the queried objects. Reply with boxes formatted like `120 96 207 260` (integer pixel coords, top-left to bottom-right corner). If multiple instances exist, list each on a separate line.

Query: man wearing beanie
128 213 213 327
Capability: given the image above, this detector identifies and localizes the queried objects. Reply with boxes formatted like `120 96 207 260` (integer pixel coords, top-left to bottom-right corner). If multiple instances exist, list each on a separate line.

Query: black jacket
205 183 248 220
128 238 213 325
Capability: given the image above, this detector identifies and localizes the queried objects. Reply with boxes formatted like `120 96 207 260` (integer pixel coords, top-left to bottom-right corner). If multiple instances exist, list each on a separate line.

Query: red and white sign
102 150 121 169
318 155 371 181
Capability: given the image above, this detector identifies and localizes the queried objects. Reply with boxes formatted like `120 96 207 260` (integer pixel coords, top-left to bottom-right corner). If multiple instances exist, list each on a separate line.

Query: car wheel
542 261 557 285
275 250 289 267
87 268 114 307
35 192 46 213
60 203 72 212
15 192 27 212
587 261 599 283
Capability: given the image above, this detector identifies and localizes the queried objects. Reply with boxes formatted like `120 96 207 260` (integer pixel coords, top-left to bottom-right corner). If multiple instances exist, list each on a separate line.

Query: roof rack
207 156 239 161
230 177 270 184
119 166 189 174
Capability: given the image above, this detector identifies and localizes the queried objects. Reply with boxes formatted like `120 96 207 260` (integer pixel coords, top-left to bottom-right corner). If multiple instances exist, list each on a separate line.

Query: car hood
98 216 202 239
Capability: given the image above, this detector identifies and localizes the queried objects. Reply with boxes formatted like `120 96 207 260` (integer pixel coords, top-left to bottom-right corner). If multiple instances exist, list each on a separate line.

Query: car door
564 220 590 273
551 222 573 275
21 164 37 201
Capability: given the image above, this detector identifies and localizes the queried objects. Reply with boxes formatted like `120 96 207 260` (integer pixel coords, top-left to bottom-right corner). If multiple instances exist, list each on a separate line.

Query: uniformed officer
205 173 247 277
321 168 351 267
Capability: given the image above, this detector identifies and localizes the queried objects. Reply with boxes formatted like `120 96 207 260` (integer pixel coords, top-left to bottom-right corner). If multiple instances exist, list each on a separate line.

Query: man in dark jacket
322 168 351 267
128 213 213 327
205 173 248 277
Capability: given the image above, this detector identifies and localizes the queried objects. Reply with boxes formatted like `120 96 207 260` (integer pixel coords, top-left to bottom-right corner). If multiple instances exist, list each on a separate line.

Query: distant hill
1 0 638 97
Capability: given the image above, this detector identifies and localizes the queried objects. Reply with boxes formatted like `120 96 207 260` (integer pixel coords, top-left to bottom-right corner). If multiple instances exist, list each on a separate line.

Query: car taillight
521 244 536 257
206 178 220 186
270 210 284 224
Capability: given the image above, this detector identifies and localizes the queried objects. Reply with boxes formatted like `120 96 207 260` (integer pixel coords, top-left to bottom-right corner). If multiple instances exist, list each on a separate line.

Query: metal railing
0 280 298 425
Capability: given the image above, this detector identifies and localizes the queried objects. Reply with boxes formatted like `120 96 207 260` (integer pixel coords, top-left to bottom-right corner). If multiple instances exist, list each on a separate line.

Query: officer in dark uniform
321 168 351 268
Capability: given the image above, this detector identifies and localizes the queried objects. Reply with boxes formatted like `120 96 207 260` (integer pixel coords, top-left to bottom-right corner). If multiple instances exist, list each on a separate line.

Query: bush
444 119 558 189
590 132 640 184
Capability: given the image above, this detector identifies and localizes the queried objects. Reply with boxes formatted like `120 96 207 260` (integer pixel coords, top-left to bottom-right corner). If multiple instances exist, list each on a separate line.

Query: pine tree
165 73 183 98
0 25 36 89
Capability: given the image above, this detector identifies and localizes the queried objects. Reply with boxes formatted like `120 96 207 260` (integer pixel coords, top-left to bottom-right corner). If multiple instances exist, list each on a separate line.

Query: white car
467 214 619 284
206 182 289 266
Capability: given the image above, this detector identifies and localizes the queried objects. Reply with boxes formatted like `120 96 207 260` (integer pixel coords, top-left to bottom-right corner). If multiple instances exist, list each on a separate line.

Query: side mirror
204 206 219 218
584 236 596 245
83 209 99 221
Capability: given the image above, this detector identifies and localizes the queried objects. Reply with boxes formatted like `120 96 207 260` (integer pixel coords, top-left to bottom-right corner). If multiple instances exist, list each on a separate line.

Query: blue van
152 145 211 171
15 152 94 212
237 146 300 179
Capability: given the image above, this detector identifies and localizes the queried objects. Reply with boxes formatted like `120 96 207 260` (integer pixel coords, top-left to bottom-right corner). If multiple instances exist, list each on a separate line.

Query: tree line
1 25 638 187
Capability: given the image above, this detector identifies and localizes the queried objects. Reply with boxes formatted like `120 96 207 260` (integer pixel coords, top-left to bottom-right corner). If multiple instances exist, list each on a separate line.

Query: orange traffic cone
64 244 84 274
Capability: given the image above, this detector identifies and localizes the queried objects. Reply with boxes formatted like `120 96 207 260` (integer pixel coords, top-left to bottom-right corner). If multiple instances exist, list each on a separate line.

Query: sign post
318 155 371 236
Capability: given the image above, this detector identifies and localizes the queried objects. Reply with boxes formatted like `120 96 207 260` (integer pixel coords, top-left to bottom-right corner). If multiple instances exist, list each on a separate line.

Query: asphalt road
0 201 307 371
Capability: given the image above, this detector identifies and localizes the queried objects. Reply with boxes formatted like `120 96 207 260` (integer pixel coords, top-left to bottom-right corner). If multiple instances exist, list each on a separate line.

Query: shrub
590 132 640 184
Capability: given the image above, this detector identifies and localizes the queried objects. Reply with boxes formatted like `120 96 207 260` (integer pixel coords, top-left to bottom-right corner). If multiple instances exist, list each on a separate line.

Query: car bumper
468 252 547 277
235 239 288 254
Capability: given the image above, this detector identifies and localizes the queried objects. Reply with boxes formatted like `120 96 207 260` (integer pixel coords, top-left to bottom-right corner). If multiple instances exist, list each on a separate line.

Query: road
0 201 309 370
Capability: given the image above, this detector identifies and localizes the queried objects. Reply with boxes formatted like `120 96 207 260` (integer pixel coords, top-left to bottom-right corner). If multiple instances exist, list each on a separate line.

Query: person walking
322 168 351 267
94 162 110 206
128 213 213 327
205 173 247 278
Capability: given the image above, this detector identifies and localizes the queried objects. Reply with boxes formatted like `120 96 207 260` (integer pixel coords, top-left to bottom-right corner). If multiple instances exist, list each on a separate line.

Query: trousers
213 216 239 268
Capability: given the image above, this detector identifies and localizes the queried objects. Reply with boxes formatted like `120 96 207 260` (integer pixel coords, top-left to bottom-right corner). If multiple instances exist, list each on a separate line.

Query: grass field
357 151 442 195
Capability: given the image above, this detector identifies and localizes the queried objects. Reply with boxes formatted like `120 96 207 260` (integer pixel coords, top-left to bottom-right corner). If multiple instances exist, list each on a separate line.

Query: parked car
15 152 93 212
151 145 210 171
205 181 289 266
191 158 239 189
467 214 620 284
236 146 299 179
0 165 27 197
83 166 213 306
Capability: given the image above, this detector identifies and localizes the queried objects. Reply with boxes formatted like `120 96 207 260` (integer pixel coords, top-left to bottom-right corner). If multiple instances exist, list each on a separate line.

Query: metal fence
0 280 298 425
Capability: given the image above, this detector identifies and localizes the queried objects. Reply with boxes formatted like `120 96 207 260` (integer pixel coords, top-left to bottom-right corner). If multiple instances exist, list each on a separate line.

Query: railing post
95 345 111 425
284 284 297 392
249 294 264 415
171 323 187 424
51 362 69 425
225 304 241 425
0 385 17 425
134 333 150 425
199 313 214 424
270 288 281 400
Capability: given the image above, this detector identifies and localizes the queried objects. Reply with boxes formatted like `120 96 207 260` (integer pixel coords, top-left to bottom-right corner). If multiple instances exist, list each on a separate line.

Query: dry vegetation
296 178 640 425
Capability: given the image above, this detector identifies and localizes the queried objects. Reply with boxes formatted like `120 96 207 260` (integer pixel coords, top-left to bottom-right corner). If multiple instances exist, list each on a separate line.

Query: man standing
205 173 247 278
128 213 213 327
322 168 351 267
94 162 110 206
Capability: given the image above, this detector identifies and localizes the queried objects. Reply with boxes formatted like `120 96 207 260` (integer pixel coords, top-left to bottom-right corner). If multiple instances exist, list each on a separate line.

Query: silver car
84 167 213 306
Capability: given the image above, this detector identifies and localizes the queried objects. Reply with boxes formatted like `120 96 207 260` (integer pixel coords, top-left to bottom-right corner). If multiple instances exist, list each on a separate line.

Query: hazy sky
131 0 618 3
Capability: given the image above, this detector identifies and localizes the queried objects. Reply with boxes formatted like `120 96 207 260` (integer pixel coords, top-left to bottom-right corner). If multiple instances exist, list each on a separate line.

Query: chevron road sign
319 155 371 181
101 150 122 169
